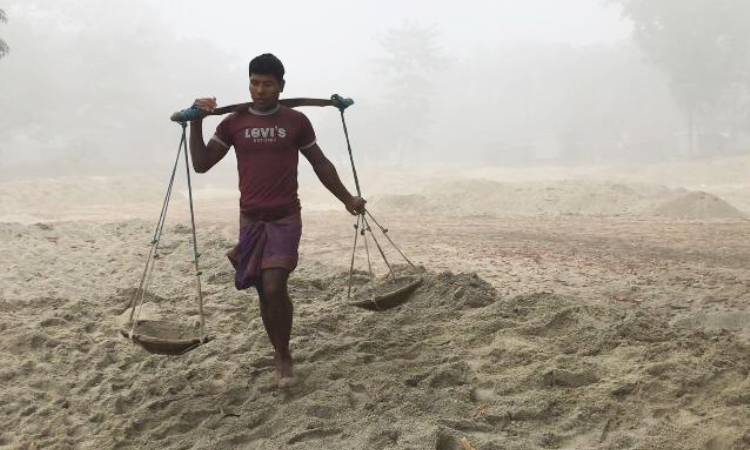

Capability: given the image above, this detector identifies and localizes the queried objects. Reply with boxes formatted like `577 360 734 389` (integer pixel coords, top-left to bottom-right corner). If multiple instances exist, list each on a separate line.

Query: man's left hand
345 196 367 215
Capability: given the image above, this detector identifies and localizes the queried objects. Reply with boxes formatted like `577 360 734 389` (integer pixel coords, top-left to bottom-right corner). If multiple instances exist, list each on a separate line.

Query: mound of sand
372 179 679 217
650 191 747 220
372 179 750 221
2 219 750 450
3 171 749 222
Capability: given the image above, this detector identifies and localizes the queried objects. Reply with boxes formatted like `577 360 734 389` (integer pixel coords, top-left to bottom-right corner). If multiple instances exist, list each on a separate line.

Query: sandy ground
2 158 750 449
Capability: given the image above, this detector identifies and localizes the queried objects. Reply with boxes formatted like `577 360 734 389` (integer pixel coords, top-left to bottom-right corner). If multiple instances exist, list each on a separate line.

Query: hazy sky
148 0 632 92
1 0 648 176
2 0 633 97
152 0 632 49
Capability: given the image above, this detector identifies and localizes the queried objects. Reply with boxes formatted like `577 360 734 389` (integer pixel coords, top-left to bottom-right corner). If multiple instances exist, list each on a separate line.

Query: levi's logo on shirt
244 126 287 143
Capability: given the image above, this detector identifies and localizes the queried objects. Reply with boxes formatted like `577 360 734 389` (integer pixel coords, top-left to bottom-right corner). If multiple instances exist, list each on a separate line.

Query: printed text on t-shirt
244 127 288 144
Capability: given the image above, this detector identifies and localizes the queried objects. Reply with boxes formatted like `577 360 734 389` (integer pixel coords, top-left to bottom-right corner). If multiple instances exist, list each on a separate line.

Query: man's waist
239 202 301 222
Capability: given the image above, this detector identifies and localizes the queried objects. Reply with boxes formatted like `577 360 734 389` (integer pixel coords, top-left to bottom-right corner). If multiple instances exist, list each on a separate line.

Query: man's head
248 53 285 111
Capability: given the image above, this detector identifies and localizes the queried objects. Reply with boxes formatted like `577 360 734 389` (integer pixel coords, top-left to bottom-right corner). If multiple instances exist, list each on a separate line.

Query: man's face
249 73 284 111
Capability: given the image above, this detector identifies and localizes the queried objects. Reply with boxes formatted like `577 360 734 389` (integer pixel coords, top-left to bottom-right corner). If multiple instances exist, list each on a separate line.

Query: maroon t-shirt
211 105 316 217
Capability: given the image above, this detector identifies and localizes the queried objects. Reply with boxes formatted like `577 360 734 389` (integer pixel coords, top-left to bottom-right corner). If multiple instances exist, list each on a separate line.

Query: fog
1 0 749 180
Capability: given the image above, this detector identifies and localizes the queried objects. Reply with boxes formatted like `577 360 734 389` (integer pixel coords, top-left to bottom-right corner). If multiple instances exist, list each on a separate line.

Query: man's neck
248 102 280 115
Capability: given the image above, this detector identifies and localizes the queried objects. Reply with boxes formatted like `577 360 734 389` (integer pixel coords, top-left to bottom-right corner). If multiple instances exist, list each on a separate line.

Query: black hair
248 53 285 82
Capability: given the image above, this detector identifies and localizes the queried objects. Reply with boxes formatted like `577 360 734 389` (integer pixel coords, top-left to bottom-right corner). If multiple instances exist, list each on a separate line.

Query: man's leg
255 284 277 352
257 268 295 382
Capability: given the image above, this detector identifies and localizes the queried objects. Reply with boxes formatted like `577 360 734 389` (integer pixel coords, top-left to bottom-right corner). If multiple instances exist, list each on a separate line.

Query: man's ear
279 79 286 92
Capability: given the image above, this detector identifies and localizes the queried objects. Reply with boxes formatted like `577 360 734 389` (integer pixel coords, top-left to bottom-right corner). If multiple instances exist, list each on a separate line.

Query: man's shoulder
219 111 242 125
219 110 264 130
279 105 309 120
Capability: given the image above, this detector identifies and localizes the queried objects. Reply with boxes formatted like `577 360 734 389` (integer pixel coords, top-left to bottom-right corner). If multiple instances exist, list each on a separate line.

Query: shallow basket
120 320 212 355
349 275 423 311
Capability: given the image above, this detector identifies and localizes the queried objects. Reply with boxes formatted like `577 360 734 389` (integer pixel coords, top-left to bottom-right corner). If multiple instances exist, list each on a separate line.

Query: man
189 53 365 388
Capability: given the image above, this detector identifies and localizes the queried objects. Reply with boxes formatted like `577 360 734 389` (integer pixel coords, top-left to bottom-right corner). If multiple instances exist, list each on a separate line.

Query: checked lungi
226 211 302 290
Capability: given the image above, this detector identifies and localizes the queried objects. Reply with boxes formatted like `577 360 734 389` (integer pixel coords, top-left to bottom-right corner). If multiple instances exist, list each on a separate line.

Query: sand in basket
349 275 423 311
121 320 212 356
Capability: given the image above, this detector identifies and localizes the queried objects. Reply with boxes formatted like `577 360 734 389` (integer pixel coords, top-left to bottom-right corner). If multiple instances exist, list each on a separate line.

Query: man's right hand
193 97 217 113
345 196 367 215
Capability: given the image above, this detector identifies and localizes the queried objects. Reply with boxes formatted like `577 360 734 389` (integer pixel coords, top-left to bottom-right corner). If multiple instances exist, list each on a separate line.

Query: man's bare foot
277 374 301 389
275 355 299 388
274 354 283 378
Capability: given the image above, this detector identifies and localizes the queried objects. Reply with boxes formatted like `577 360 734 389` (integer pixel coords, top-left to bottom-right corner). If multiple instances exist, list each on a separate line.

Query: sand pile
650 191 747 220
3 172 749 223
2 220 750 449
372 179 750 220
372 179 679 217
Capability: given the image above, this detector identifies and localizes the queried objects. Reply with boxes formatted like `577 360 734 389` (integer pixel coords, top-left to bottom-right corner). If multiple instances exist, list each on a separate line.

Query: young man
189 53 365 387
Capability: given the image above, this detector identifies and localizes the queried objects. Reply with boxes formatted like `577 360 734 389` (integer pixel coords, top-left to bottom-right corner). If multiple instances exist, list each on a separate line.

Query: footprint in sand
287 427 343 445
428 362 471 388
150 409 216 441
367 427 401 449
347 382 370 409
541 367 599 388
469 383 498 404
222 433 270 448
306 404 337 419
244 407 277 430
435 430 462 450
39 317 68 328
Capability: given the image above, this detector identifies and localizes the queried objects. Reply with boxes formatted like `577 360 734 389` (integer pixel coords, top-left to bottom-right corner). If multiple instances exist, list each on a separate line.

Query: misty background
1 0 749 183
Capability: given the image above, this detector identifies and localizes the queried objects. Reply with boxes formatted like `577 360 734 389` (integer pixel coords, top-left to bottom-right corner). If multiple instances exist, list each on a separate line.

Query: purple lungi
226 211 302 290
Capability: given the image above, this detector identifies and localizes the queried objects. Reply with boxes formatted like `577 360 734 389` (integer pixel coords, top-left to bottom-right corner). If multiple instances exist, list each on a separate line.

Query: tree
615 0 750 156
0 8 9 59
374 23 445 165
0 3 238 177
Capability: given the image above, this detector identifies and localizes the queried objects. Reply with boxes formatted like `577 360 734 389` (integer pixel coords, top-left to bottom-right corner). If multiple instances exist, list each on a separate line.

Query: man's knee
262 282 286 301
260 269 289 301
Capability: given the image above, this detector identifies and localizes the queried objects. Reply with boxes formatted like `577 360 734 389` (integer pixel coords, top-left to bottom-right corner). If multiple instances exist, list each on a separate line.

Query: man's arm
189 119 231 173
301 144 366 214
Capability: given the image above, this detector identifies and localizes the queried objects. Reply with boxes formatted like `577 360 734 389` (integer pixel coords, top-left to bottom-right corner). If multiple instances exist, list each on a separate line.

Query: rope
127 123 207 343
365 210 417 271
128 127 185 335
361 219 374 278
338 106 418 288
182 123 207 342
362 216 396 281
347 214 361 298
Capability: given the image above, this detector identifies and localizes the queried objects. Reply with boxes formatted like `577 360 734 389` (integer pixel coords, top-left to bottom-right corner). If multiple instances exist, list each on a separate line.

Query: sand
650 191 747 220
371 180 750 220
2 158 750 449
370 180 679 217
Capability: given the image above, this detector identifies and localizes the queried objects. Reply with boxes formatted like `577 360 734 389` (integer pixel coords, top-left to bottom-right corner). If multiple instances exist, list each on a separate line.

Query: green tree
0 8 8 59
615 0 750 155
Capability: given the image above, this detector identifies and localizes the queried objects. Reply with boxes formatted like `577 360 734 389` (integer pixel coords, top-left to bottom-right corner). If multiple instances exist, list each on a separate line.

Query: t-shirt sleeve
211 116 234 149
296 114 317 150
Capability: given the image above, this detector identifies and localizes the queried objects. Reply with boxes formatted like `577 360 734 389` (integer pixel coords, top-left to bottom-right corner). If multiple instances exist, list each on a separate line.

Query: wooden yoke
170 97 351 123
